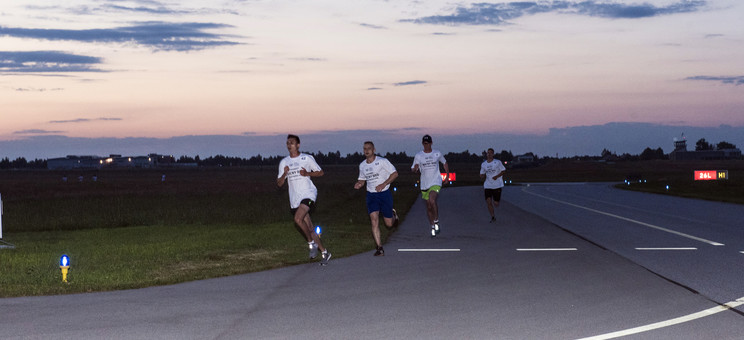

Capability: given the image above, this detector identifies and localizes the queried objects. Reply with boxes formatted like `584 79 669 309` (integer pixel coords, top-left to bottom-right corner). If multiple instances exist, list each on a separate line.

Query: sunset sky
1 0 742 159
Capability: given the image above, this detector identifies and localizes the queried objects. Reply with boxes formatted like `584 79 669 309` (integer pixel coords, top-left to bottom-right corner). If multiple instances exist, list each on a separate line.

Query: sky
1 0 743 160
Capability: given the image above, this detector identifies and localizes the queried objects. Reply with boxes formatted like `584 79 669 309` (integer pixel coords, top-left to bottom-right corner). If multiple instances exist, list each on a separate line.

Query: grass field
1 159 742 297
0 165 421 297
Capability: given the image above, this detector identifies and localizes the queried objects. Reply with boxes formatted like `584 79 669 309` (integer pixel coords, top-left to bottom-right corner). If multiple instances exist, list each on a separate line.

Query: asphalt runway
2 185 743 339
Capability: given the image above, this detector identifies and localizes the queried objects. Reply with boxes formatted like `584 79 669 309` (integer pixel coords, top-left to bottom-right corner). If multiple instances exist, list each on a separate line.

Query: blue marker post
59 254 70 283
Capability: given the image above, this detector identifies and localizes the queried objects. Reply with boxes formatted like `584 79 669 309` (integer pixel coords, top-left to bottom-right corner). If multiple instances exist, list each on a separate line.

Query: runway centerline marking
521 187 725 247
516 248 577 251
635 247 697 251
578 296 744 339
398 249 460 252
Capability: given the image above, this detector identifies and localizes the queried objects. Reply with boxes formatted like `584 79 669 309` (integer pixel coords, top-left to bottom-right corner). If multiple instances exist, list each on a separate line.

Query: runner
276 134 331 265
411 134 449 237
354 141 400 256
480 148 506 223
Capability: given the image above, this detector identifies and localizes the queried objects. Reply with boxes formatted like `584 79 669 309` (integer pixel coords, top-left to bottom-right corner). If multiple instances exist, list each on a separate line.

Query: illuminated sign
694 170 728 181
440 173 456 182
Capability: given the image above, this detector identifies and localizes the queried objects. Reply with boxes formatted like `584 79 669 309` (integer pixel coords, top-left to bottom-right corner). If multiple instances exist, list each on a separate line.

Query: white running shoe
309 242 319 259
320 251 332 266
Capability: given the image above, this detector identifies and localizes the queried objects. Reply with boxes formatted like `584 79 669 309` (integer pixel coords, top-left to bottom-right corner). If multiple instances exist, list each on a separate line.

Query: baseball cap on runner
422 135 432 143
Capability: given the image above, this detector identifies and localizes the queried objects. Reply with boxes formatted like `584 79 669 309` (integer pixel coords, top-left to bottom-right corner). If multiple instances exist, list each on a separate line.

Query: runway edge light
60 254 70 283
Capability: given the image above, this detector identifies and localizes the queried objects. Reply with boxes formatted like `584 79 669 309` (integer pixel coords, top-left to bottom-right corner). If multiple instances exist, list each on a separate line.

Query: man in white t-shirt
480 148 506 223
354 141 399 256
277 134 331 265
411 134 449 237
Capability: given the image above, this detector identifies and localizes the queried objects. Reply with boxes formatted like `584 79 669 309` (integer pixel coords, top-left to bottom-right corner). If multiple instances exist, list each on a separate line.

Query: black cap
422 135 432 143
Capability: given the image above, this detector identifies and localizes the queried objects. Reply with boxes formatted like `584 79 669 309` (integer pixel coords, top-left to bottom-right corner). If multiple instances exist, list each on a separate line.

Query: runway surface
2 184 743 339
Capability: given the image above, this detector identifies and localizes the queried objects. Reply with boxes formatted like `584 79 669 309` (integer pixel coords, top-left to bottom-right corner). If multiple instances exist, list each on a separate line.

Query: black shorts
290 198 316 216
484 188 502 202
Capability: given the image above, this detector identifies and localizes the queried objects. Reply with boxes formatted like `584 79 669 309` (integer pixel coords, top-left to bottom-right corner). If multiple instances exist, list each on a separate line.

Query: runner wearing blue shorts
354 141 399 256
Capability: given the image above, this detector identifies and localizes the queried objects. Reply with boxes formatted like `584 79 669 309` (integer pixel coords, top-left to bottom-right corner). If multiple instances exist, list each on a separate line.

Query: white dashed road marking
635 247 697 251
516 248 578 251
397 249 461 252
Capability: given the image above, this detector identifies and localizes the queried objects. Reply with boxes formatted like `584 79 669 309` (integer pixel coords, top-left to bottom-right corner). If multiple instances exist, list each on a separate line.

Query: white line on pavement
397 249 460 252
635 247 697 251
577 296 744 339
516 248 578 251
521 187 725 247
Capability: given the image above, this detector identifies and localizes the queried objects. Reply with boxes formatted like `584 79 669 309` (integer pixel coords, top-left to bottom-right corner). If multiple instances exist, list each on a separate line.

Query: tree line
1 138 738 169
177 150 501 167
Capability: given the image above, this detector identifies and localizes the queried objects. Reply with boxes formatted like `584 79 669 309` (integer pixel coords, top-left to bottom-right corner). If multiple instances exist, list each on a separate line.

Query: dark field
0 159 741 297
502 159 744 204
0 165 422 233
0 165 421 296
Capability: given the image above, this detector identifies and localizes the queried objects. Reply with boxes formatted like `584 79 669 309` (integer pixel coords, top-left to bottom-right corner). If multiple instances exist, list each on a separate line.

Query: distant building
669 140 742 161
515 154 535 163
47 156 104 170
46 154 185 169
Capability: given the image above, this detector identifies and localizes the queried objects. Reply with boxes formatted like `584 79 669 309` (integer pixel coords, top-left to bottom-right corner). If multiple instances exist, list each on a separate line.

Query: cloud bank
49 117 123 124
2 123 742 160
686 75 744 86
0 21 240 52
403 0 707 25
0 51 104 73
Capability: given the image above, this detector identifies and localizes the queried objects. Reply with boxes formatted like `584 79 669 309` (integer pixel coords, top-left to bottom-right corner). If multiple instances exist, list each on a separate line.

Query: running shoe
320 251 332 266
388 209 400 230
309 242 319 259
434 221 440 234
489 216 495 223
374 247 384 256
431 227 436 237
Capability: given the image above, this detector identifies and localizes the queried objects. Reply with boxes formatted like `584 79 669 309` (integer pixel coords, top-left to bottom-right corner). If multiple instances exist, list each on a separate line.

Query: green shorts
421 185 441 200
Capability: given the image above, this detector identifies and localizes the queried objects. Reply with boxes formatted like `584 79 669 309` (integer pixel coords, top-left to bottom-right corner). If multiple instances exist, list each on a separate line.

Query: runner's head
363 141 376 159
286 134 301 155
422 135 433 151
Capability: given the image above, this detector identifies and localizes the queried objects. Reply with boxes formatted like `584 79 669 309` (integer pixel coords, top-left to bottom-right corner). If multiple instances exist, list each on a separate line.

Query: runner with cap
411 134 449 237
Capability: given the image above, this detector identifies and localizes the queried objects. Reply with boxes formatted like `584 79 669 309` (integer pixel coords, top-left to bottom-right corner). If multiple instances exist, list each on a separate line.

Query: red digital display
440 173 456 182
694 170 728 181
695 171 716 180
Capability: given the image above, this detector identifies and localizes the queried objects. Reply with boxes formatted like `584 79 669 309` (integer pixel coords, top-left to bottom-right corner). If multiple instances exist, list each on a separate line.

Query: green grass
0 166 420 297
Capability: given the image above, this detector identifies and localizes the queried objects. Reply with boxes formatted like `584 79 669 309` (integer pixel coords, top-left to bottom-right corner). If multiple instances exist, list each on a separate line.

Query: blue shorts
366 190 394 218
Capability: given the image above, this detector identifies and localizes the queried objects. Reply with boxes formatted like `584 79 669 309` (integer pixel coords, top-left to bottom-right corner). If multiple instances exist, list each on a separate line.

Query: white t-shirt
411 149 447 190
480 159 506 189
278 153 322 209
358 156 397 193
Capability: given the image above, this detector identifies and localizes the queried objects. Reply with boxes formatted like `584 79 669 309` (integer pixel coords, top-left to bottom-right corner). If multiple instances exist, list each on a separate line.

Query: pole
1 193 3 239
